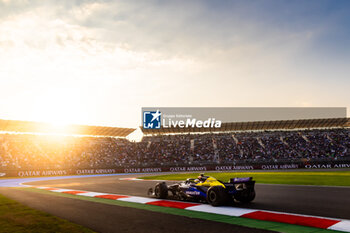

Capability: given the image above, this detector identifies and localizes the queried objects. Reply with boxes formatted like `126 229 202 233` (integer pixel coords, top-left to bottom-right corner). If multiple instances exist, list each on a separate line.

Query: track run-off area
1 172 350 233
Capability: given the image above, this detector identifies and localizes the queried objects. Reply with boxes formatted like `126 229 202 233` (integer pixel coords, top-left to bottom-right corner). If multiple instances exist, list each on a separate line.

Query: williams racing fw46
148 174 256 206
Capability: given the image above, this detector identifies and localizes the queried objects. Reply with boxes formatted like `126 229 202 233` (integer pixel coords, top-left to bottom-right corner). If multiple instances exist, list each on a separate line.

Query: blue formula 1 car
148 174 256 206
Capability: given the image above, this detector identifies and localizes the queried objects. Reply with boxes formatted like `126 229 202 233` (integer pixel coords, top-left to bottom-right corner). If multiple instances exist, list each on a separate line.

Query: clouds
1 0 341 62
0 0 349 127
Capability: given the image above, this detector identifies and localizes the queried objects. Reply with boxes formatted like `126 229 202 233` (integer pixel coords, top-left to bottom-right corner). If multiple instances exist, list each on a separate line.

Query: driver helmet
197 173 207 182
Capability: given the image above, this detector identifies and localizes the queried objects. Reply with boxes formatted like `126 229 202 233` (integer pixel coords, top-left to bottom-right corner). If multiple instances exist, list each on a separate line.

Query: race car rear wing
230 177 253 183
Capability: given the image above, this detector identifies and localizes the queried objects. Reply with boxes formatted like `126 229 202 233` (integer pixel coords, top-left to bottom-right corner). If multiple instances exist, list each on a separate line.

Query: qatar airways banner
2 161 350 177
304 163 350 169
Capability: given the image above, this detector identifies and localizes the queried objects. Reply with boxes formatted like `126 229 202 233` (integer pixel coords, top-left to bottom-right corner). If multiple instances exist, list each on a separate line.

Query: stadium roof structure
141 117 350 135
0 119 135 137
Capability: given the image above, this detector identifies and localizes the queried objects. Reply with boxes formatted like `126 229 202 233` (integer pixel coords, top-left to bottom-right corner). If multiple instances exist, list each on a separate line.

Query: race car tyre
206 186 229 206
147 188 153 196
234 189 256 203
154 182 168 199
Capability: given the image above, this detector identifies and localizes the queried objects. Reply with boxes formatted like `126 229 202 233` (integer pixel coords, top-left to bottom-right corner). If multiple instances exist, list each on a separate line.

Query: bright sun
30 88 85 127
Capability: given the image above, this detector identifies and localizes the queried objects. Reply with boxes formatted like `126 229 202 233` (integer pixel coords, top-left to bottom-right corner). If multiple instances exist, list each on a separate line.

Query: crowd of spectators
0 128 349 170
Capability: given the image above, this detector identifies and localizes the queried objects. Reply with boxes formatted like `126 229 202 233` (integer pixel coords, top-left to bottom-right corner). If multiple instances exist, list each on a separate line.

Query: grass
140 171 350 186
0 193 95 233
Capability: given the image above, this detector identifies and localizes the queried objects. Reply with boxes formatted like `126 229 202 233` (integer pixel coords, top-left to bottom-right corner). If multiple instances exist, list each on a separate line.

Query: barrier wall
1 161 350 177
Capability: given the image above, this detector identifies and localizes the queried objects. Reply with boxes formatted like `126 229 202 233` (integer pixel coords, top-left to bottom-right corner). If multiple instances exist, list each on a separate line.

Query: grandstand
0 118 350 177
0 119 135 137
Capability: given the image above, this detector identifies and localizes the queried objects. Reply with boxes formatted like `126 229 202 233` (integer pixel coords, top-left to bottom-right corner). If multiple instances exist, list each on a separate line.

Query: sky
0 0 350 129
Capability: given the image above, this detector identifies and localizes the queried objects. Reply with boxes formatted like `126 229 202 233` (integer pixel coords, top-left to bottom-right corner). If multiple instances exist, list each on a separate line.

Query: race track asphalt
0 187 275 233
24 173 350 219
0 173 349 233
